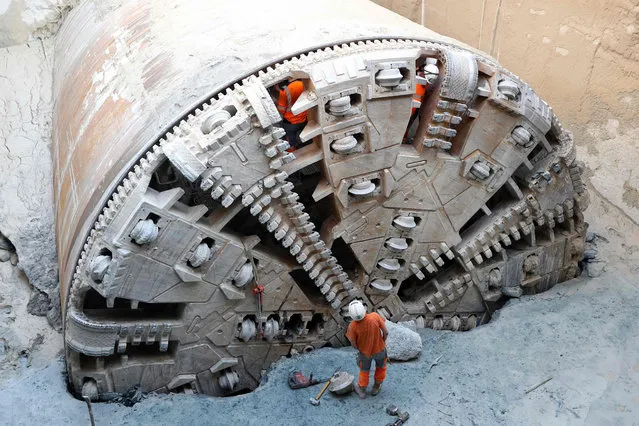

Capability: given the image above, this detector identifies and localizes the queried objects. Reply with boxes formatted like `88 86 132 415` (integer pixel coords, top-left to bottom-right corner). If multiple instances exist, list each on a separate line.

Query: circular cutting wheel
54 0 588 397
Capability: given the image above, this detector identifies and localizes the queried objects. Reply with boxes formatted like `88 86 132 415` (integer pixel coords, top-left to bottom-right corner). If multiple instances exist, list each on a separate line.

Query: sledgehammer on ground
309 367 340 406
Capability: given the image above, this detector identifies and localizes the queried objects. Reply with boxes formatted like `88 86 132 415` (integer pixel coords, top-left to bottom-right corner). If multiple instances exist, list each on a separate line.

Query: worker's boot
353 384 366 399
371 381 382 396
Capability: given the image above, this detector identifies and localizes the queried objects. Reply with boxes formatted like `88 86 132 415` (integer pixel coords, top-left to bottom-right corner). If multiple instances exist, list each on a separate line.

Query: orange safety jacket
411 83 427 115
277 80 308 124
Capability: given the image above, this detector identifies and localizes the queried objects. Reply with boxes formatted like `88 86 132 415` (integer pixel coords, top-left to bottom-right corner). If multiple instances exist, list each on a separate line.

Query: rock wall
0 0 78 326
374 0 639 261
0 0 77 47
0 38 64 380
0 39 60 327
0 0 77 378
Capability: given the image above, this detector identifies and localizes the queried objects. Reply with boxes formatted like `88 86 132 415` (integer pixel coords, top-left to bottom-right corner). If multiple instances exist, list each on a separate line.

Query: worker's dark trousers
357 349 387 388
282 120 306 149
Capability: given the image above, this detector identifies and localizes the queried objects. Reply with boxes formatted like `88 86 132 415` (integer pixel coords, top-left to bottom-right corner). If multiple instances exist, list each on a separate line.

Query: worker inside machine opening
403 59 440 143
346 300 389 399
272 79 309 150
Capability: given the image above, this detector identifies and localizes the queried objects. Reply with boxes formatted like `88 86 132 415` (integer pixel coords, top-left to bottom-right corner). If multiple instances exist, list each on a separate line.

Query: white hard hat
424 64 439 75
348 300 366 321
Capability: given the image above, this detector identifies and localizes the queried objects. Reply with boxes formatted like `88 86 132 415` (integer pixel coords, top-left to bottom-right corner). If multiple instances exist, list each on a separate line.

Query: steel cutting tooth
271 127 285 139
201 167 224 190
440 243 454 259
296 246 312 263
281 193 299 204
275 141 290 152
509 226 521 240
330 264 343 276
266 214 282 232
250 203 264 216
221 185 242 207
258 207 275 224
242 184 263 206
282 230 297 248
297 223 315 234
314 272 332 288
429 249 444 266
500 233 512 246
308 262 326 279
292 212 311 226
286 202 305 215
342 280 354 290
303 254 321 271
317 248 331 260
263 174 277 188
278 181 295 194
335 272 349 284
410 263 425 280
290 239 304 255
211 183 226 199
264 145 279 158
274 222 289 240
302 232 320 243
275 171 288 182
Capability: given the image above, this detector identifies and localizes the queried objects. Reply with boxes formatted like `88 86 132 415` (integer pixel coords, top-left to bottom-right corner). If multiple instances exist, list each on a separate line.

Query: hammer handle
314 379 331 400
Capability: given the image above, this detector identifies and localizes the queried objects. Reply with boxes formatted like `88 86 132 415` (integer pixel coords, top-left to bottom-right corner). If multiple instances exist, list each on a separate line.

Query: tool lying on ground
288 371 329 389
309 367 341 406
385 405 410 426
327 371 354 395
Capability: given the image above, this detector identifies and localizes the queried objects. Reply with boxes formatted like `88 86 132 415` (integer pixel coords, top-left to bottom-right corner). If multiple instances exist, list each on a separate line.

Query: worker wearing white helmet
404 61 441 143
346 300 389 398
412 62 440 114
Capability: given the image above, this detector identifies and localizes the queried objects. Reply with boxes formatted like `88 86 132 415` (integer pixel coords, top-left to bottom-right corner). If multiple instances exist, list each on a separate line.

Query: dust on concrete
1 264 638 425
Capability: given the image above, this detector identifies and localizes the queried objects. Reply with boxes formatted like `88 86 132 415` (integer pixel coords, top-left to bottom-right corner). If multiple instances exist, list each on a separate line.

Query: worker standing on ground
274 79 308 149
346 300 388 398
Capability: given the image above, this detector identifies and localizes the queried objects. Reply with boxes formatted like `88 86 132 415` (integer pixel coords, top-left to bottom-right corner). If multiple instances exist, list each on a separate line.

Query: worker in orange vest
411 76 427 116
274 80 308 149
404 63 440 143
411 63 439 115
346 300 389 398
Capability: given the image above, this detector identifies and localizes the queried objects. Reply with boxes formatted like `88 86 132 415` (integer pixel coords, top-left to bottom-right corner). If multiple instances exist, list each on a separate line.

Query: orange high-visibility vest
277 80 308 124
411 83 427 115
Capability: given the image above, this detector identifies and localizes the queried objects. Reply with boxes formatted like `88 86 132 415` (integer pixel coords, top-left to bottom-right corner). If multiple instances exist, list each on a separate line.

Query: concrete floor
1 263 637 426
